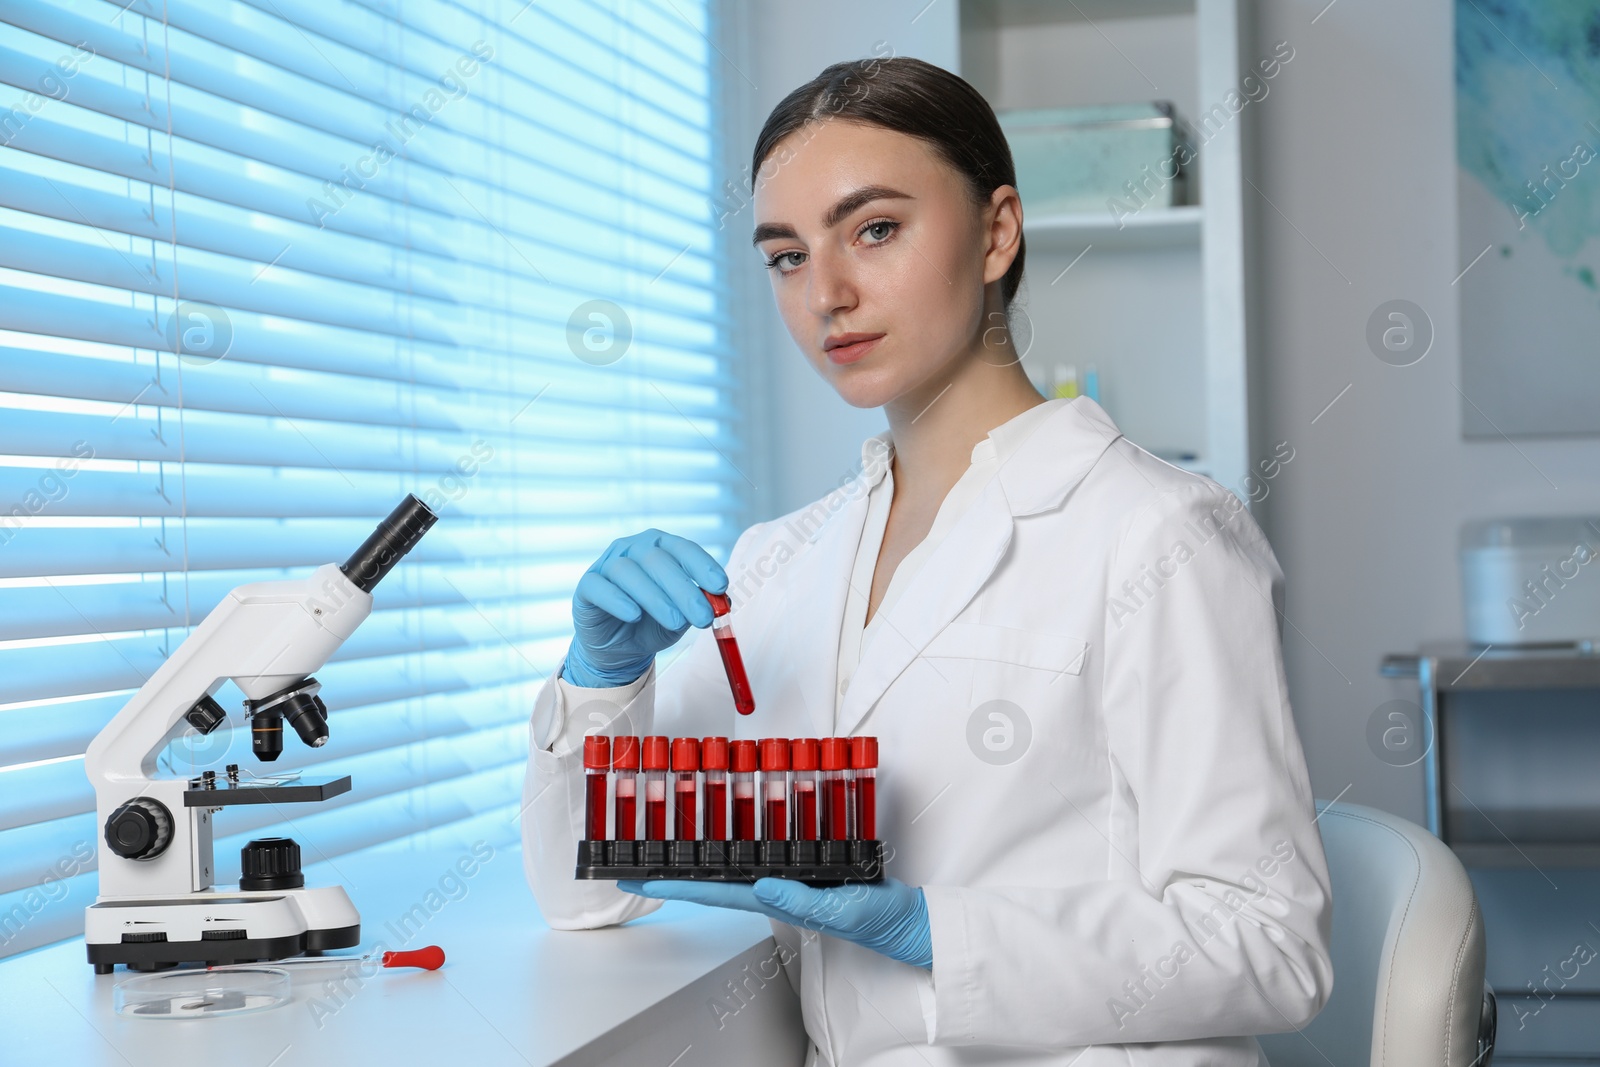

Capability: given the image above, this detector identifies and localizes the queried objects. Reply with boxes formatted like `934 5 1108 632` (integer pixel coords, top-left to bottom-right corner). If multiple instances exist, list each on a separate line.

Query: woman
522 56 1333 1065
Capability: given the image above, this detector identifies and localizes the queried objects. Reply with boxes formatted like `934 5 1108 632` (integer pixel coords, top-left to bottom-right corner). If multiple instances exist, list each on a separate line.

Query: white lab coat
521 396 1334 1066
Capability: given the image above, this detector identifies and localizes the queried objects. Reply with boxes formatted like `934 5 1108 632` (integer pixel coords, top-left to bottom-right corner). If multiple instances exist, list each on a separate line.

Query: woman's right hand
563 528 730 688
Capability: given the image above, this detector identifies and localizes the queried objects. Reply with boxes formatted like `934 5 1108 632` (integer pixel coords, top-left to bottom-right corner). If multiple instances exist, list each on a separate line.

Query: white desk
0 843 809 1066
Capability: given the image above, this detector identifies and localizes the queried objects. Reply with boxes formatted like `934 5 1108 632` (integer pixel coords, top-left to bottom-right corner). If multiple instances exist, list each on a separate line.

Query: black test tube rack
573 838 885 887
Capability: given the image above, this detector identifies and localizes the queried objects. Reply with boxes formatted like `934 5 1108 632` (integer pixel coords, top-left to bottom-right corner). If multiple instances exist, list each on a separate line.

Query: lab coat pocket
922 622 1088 674
920 622 1090 724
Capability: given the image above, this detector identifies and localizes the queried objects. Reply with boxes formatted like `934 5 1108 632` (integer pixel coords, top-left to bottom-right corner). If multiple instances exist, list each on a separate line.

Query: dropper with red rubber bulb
208 945 445 973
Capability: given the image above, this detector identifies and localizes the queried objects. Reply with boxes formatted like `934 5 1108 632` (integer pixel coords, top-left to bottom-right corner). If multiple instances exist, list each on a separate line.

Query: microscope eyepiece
341 494 437 594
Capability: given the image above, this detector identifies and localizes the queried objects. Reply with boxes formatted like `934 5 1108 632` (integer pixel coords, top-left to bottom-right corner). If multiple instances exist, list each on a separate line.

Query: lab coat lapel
834 397 1124 737
835 479 1014 737
777 483 872 738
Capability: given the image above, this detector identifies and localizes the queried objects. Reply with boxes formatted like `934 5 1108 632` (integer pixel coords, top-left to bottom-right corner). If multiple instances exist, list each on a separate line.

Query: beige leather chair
1258 800 1496 1067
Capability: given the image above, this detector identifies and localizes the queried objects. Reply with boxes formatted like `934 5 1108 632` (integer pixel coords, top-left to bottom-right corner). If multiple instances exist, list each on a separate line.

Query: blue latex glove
564 529 729 688
618 876 933 969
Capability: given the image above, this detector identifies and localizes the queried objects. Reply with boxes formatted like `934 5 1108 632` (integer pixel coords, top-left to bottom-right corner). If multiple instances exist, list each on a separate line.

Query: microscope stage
182 774 352 807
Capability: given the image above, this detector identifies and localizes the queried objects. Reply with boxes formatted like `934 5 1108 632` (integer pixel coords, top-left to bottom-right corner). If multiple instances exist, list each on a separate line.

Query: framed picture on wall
1455 0 1600 438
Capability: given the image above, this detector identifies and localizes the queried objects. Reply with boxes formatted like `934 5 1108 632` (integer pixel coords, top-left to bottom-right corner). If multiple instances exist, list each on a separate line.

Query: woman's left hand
617 876 933 969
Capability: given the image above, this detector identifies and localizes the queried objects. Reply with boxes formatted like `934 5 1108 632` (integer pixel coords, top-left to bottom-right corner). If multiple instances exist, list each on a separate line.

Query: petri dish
114 966 291 1019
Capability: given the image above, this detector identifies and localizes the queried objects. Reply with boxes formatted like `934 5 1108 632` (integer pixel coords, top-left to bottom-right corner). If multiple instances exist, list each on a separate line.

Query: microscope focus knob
240 837 305 890
105 798 173 860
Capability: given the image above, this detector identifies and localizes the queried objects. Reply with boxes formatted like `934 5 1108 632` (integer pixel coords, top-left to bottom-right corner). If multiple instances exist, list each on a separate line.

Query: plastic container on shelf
1460 516 1600 646
998 102 1196 216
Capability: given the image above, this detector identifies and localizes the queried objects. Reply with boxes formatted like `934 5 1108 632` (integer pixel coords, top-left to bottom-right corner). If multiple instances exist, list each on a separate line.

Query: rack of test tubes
574 735 883 886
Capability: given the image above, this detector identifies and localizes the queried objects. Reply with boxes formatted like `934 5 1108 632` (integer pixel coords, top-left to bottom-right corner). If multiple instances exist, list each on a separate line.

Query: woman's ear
982 184 1023 287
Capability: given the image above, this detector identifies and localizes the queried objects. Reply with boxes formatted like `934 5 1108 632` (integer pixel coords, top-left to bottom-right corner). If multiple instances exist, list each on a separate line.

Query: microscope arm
83 563 371 788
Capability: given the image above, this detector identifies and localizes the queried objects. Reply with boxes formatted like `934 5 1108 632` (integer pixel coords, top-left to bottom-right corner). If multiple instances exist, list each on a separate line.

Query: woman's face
752 120 1019 411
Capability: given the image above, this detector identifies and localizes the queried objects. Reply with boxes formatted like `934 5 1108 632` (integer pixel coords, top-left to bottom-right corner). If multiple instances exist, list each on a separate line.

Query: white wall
1254 0 1600 822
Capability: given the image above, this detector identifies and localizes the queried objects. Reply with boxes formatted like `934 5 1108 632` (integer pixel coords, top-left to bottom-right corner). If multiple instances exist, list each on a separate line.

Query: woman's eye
860 219 899 243
764 250 804 274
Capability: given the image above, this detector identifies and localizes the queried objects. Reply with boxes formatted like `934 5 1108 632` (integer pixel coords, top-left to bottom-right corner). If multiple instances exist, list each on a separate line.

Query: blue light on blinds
0 0 741 958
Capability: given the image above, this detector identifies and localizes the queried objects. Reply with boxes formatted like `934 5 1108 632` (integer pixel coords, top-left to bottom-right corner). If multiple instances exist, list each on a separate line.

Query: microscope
84 496 437 973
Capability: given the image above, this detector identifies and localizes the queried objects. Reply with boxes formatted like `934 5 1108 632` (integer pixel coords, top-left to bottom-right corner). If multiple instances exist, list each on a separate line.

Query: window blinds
0 0 742 958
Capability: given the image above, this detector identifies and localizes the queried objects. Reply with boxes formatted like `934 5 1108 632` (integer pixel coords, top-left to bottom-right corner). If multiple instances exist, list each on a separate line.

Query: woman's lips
826 335 884 364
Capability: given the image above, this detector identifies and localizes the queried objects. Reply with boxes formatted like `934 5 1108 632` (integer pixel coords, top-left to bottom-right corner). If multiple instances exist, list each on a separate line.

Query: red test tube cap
791 738 819 771
850 736 878 769
759 738 790 771
702 589 731 617
642 735 670 771
820 737 850 771
730 739 758 773
583 735 611 770
702 736 730 770
613 735 640 771
670 737 700 771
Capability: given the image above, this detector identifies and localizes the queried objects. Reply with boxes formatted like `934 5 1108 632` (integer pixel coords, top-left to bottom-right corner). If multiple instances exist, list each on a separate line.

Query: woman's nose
805 248 857 319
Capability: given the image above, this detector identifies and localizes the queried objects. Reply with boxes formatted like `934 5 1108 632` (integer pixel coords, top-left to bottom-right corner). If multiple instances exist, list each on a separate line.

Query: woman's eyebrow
750 185 913 246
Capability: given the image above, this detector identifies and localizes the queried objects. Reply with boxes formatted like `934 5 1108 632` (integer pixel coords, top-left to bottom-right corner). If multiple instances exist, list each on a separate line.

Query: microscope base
84 885 360 973
87 923 359 974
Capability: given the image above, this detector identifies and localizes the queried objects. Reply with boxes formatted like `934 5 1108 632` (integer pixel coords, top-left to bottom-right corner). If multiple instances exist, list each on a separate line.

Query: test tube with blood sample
671 737 699 840
790 738 820 841
820 737 851 840
702 590 755 715
642 735 670 841
613 735 640 840
849 736 878 841
730 739 758 840
702 737 730 840
583 736 610 840
759 738 789 840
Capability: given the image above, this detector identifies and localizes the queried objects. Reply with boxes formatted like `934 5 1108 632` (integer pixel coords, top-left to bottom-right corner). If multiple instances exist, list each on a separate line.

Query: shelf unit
959 0 1257 501
1025 204 1202 252
1382 642 1600 1063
